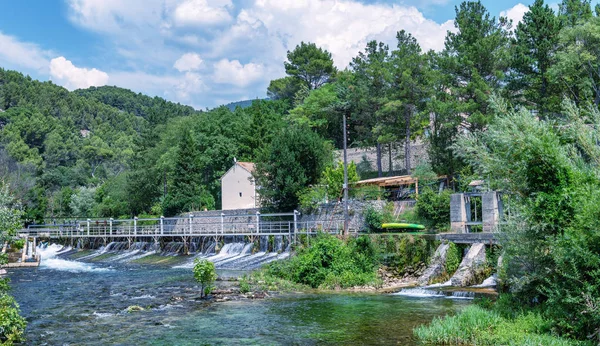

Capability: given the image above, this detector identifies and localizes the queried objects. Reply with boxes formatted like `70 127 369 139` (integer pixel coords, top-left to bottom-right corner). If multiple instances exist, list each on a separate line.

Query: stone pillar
450 193 467 233
482 191 500 232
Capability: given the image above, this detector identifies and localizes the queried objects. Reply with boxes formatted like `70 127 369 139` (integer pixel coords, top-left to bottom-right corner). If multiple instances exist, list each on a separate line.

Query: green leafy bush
444 242 461 276
0 293 27 345
414 187 451 231
193 259 217 298
388 236 433 273
265 233 380 289
9 239 24 251
363 206 383 232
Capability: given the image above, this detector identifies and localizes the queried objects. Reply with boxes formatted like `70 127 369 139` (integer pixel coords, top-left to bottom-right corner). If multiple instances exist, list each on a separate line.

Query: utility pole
343 112 349 236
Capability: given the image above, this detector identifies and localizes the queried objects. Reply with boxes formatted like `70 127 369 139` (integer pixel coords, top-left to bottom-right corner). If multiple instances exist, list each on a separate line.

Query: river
7 251 471 345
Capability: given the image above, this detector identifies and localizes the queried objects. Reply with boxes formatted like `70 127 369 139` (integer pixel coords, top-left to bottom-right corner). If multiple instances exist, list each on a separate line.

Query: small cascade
202 242 216 255
259 236 269 252
273 236 283 253
424 279 452 289
37 244 112 273
162 242 184 256
213 243 253 268
173 239 291 270
101 242 128 253
394 288 475 300
472 274 497 288
394 288 446 298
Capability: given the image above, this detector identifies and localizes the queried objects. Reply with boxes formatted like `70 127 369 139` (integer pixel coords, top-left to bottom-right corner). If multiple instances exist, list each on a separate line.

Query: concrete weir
450 243 487 287
418 243 450 285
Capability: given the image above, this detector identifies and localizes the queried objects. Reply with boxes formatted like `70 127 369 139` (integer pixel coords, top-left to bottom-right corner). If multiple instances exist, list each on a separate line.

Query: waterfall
273 236 283 253
37 244 112 273
259 236 269 252
173 238 291 270
394 288 475 300
471 274 497 288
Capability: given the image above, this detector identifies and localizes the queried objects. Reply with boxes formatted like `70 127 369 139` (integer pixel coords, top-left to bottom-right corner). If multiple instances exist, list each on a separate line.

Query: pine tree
441 0 511 131
510 0 562 116
163 129 214 216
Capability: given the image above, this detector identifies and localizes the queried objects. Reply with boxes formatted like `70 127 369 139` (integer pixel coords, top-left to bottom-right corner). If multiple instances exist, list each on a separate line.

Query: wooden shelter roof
354 175 418 187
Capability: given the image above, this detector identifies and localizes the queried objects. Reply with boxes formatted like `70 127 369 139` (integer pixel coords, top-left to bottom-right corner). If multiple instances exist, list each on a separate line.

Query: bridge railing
20 213 355 238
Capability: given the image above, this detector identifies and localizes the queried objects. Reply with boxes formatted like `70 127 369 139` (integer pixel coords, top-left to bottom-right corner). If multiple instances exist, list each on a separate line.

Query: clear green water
7 263 470 345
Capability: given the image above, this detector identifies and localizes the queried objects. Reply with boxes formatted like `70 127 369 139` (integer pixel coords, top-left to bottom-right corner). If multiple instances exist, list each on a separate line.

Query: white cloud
224 0 455 69
213 59 264 87
67 0 165 34
500 3 529 26
173 0 233 26
0 32 51 71
174 53 204 72
49 57 109 90
64 0 460 107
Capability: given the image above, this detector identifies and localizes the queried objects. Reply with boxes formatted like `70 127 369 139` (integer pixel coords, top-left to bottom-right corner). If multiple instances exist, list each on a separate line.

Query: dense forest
2 0 600 222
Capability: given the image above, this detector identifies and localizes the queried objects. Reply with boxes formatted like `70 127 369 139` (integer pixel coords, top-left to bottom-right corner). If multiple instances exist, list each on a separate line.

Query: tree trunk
388 143 393 175
376 143 383 177
405 106 412 174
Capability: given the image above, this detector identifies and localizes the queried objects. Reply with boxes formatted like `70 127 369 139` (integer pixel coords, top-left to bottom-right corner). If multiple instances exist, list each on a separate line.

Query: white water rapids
37 244 113 273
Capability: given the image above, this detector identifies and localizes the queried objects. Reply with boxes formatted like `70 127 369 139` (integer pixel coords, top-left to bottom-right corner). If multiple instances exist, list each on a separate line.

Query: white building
221 162 260 210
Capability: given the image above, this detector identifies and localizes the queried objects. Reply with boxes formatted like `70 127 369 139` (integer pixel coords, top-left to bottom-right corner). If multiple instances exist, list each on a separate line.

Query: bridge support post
160 216 164 235
109 218 113 235
134 217 138 237
255 212 260 235
221 213 224 235
293 210 299 245
189 214 193 235
87 219 91 236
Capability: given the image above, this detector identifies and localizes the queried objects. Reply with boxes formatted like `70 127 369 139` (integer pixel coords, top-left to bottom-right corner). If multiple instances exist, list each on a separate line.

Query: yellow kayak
381 223 426 230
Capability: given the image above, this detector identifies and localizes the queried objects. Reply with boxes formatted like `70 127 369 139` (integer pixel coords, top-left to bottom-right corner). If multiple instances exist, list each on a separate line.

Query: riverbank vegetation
415 305 588 346
0 183 26 345
416 98 600 343
243 233 438 291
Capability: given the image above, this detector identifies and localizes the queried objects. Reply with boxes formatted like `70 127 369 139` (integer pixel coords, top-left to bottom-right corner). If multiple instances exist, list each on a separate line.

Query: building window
239 192 243 197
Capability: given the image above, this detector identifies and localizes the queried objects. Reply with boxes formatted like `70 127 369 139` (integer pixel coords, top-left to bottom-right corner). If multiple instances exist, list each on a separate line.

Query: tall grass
414 306 591 346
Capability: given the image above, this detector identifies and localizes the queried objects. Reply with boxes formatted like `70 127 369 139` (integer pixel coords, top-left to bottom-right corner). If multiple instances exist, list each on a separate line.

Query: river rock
417 243 450 285
450 243 487 287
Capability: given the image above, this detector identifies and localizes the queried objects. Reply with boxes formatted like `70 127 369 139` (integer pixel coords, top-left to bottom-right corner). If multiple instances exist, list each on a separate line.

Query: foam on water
424 280 452 289
38 244 113 273
394 288 446 298
394 288 475 300
472 274 497 288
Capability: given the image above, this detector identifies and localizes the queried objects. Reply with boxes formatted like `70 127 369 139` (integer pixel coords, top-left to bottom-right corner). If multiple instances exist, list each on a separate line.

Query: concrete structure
221 162 259 210
482 191 502 232
450 193 468 233
450 191 503 234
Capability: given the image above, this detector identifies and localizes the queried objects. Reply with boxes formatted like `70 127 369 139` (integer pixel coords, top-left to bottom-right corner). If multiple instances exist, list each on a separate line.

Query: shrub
0 293 27 345
444 242 461 276
386 236 435 274
193 259 217 298
414 187 452 231
363 206 382 233
9 239 24 251
265 233 379 289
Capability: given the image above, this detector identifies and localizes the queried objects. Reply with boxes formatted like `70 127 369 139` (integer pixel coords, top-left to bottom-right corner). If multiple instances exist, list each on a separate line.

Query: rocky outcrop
417 243 450 285
450 243 487 287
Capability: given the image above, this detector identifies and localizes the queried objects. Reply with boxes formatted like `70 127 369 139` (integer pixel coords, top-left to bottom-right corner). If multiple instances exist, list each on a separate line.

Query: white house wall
221 165 258 210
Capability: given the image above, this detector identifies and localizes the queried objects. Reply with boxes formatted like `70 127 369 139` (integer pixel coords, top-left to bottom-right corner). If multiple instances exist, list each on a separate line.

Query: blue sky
0 0 578 109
